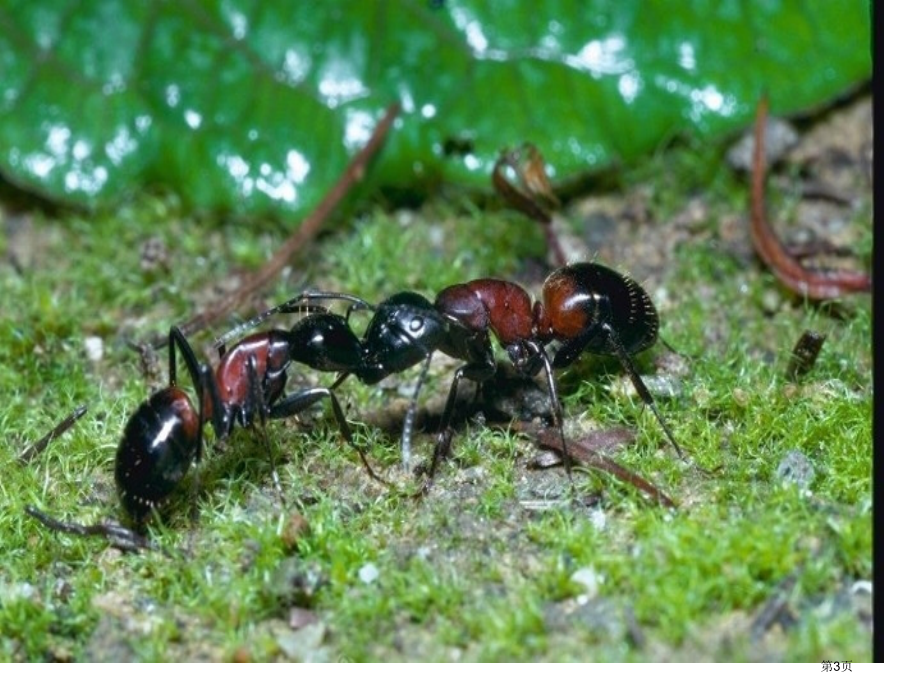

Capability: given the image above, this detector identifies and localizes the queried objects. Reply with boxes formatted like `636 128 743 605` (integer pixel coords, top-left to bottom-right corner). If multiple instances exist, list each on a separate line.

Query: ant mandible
28 308 385 542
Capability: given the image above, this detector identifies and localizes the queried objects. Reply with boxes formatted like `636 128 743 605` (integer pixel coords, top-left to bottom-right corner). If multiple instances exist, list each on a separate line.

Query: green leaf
0 1 871 223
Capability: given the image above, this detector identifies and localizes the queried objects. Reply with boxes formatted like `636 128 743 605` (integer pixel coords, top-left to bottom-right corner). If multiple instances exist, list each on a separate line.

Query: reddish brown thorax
214 332 290 414
437 279 535 345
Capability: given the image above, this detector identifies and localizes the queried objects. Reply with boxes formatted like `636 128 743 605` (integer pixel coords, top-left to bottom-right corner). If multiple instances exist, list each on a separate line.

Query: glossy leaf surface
0 1 870 222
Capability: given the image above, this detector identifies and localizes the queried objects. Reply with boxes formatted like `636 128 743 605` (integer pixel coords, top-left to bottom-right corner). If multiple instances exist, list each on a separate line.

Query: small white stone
358 562 379 584
84 336 104 362
851 580 872 596
571 566 601 602
589 508 606 531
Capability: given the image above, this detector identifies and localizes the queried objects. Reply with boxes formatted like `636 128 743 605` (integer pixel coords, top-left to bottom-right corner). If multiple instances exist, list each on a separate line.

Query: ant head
289 312 364 372
359 292 447 382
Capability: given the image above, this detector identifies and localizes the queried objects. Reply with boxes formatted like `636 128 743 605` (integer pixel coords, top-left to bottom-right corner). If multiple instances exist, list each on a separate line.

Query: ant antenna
213 290 375 354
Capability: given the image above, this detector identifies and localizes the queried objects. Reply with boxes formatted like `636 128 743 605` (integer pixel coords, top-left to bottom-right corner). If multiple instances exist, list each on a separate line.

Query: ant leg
427 368 465 485
19 405 88 464
533 343 573 481
330 371 351 391
554 323 686 464
659 336 683 357
343 299 375 326
243 354 285 504
401 352 433 472
425 360 496 488
289 291 374 313
269 388 392 488
169 326 220 446
552 324 599 370
168 326 224 521
601 325 686 462
168 326 202 388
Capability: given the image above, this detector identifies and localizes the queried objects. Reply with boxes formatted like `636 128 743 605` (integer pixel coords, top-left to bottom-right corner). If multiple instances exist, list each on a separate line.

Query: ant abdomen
114 387 199 523
542 263 659 357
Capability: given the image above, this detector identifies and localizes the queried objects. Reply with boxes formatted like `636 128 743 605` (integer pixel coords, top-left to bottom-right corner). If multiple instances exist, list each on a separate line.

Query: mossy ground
0 98 873 662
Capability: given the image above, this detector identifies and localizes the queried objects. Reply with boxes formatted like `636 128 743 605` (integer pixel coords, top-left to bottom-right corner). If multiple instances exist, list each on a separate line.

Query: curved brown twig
750 97 871 300
492 144 567 268
19 405 88 463
509 420 677 508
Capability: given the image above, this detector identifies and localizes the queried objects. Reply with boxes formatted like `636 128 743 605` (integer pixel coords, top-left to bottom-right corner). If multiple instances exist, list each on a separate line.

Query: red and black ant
27 303 387 546
215 289 456 475
27 263 680 545
244 262 684 488
428 261 684 480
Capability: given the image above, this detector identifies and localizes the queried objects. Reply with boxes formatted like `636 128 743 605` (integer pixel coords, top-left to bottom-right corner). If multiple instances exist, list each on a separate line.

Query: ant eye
410 317 424 332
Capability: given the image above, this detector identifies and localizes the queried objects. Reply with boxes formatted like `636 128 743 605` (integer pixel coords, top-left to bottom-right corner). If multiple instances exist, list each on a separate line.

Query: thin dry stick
19 405 88 463
509 420 677 508
750 97 871 300
149 103 401 349
25 505 154 552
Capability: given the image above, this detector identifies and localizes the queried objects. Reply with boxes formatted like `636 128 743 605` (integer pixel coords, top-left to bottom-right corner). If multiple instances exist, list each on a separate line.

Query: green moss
0 117 872 661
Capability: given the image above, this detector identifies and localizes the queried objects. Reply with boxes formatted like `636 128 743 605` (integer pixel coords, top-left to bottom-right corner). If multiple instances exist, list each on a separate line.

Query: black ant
27 307 386 545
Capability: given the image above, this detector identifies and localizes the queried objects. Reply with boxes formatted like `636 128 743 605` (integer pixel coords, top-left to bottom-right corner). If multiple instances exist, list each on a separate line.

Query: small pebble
727 117 799 172
571 566 601 604
275 622 328 663
0 580 36 602
851 580 871 596
140 237 169 273
775 450 816 490
589 509 607 531
84 336 104 362
358 562 379 584
761 289 782 315
289 607 319 630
